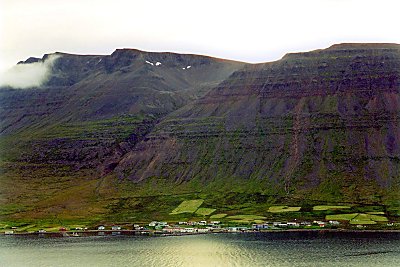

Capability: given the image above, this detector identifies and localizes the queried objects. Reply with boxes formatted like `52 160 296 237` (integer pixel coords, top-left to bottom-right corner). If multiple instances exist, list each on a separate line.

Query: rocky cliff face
115 44 400 203
1 44 399 222
0 51 246 194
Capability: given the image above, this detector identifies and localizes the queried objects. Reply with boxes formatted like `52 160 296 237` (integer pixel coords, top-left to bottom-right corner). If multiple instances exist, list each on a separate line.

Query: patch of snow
182 67 186 70
145 60 154 66
186 66 191 69
155 62 161 66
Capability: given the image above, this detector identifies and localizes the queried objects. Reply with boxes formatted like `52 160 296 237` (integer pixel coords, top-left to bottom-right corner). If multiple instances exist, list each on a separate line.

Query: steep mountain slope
0 49 245 221
1 44 400 224
1 49 245 133
116 43 400 205
0 49 245 169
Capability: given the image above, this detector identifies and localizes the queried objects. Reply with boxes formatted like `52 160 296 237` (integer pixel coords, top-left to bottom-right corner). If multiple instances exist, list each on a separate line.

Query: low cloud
0 55 60 89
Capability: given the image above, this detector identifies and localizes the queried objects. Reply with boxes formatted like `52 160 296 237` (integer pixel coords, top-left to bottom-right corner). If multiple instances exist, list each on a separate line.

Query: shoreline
3 228 400 237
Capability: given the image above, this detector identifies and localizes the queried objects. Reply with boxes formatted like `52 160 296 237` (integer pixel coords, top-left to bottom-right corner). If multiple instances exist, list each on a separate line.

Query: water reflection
1 233 400 267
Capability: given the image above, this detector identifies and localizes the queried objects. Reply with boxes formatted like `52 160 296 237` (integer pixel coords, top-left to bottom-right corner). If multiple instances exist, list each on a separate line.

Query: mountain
0 49 244 170
114 43 400 205
0 49 245 222
1 44 399 225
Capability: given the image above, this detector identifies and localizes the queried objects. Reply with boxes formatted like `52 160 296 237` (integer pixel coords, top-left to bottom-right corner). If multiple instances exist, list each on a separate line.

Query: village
139 219 343 234
4 219 344 236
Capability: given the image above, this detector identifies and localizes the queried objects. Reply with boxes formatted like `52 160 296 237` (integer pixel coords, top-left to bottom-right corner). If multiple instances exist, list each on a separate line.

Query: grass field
325 213 358 221
170 199 204 215
268 206 301 213
313 205 350 211
367 212 385 215
210 213 227 219
350 214 377 225
366 214 388 222
326 213 388 225
195 208 216 216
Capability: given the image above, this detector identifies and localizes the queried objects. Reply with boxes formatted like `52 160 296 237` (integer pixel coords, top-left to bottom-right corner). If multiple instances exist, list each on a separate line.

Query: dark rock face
115 44 400 203
0 49 245 176
1 44 400 207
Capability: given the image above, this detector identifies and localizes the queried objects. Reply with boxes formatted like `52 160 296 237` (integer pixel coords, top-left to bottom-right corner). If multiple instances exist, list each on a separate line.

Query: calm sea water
1 232 400 267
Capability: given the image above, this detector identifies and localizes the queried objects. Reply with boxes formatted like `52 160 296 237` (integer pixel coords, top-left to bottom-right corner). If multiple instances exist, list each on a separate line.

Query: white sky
1 0 400 71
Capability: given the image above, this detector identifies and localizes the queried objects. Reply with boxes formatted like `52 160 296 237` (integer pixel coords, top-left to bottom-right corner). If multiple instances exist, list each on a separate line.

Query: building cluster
252 220 341 230
93 219 344 234
147 220 222 233
135 219 343 233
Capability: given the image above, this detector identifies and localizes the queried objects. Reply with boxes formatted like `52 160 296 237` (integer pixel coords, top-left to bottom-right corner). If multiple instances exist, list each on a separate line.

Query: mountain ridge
1 43 400 224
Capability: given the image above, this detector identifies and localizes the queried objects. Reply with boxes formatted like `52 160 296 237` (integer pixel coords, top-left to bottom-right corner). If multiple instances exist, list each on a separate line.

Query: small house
163 227 183 233
313 221 326 227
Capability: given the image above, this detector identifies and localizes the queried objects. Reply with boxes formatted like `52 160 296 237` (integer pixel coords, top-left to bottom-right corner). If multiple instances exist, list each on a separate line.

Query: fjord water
1 232 400 267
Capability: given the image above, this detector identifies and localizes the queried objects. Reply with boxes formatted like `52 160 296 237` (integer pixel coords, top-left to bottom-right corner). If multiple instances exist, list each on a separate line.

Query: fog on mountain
0 55 60 89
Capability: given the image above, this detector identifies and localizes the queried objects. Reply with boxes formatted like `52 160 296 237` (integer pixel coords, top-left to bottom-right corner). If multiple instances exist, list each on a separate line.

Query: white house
252 224 269 229
149 221 168 228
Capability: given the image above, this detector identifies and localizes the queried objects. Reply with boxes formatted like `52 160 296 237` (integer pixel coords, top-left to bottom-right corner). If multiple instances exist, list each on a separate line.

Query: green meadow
170 199 204 215
326 213 388 225
268 206 301 213
210 214 227 219
195 208 216 216
313 205 351 211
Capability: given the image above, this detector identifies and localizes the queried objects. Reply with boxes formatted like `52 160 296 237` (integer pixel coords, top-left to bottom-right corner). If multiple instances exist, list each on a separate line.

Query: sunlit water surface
1 232 400 266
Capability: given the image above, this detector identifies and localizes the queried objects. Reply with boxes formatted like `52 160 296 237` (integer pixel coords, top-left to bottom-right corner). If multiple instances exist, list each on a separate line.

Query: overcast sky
1 0 400 71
